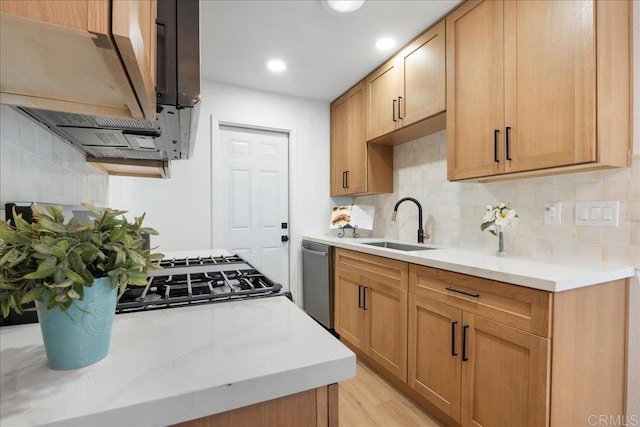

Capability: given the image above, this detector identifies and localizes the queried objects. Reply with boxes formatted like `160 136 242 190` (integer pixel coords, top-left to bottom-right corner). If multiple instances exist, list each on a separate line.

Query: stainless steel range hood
18 104 198 162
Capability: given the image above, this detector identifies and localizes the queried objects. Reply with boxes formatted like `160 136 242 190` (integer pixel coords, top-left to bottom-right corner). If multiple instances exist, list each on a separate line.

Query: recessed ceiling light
267 59 286 73
326 0 366 14
375 37 396 50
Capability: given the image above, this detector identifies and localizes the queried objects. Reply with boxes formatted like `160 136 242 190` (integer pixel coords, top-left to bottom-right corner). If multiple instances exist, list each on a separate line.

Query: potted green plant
0 203 162 370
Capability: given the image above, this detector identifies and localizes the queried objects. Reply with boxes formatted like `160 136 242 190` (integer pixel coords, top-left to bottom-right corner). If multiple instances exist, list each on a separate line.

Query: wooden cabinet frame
175 384 339 427
0 0 157 120
408 263 628 427
366 21 447 145
334 249 408 381
446 0 631 182
332 250 628 427
330 82 393 196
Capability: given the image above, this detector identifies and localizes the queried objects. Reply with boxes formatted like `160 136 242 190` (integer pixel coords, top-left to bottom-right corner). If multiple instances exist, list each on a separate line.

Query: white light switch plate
575 201 619 227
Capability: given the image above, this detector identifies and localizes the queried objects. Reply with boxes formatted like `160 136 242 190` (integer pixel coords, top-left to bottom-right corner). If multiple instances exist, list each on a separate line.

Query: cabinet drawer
409 264 551 337
335 249 408 291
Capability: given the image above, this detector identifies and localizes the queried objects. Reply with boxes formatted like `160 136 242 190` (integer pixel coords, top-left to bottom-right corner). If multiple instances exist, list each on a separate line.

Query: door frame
211 114 297 294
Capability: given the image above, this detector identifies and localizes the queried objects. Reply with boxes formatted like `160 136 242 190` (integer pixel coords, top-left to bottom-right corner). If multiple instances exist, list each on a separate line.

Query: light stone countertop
303 235 637 292
0 287 355 426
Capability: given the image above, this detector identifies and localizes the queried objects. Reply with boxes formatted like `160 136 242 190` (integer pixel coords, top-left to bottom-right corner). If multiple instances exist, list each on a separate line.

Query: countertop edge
303 235 636 292
1 297 357 427
46 353 356 427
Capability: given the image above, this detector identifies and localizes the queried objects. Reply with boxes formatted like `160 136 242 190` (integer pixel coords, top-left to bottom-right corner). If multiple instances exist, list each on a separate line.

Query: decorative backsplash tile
0 105 108 220
355 130 640 267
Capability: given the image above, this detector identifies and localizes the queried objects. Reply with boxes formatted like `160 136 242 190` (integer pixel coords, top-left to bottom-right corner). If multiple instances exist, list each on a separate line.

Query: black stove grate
116 255 289 313
158 254 246 268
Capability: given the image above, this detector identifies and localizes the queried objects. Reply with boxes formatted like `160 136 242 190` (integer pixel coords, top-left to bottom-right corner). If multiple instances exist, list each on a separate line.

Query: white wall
0 105 109 220
109 80 332 304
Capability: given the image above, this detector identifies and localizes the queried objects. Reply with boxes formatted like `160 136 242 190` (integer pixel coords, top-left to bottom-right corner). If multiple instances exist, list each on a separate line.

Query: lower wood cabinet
408 264 627 427
334 249 408 381
408 293 549 426
175 384 338 427
408 294 462 421
333 250 627 427
460 313 549 427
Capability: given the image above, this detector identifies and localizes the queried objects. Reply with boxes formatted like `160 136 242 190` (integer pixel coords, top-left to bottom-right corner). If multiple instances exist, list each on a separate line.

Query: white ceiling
200 0 462 102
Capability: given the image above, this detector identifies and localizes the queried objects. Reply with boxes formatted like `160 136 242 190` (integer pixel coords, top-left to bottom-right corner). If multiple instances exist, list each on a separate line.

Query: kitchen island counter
0 296 355 426
303 235 637 292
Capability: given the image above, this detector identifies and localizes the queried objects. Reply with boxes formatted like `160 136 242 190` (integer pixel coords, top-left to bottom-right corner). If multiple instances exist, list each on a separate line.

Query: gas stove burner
116 254 291 314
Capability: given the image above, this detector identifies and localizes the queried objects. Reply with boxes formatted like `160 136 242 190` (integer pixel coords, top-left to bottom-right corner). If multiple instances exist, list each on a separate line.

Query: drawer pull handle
494 129 500 163
363 286 368 310
506 126 512 160
445 287 480 298
462 325 469 362
358 285 363 309
392 99 398 122
451 321 458 356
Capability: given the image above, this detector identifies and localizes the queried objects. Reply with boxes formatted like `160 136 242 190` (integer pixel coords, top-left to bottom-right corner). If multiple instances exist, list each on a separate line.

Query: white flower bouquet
481 202 519 235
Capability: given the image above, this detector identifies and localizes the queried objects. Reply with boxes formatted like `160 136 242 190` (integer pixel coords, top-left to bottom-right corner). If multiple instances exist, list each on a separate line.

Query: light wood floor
339 359 444 427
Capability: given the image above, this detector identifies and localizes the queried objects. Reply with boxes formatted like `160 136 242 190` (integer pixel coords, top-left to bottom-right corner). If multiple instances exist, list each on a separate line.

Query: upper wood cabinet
367 21 446 143
334 249 408 382
0 0 157 121
330 81 393 196
447 0 631 181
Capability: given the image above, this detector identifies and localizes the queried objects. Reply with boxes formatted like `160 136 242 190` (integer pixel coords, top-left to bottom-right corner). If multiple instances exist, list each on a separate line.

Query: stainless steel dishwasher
302 240 334 330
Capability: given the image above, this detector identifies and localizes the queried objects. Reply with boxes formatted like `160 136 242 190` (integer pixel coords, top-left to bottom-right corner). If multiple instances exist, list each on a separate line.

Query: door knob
281 236 289 242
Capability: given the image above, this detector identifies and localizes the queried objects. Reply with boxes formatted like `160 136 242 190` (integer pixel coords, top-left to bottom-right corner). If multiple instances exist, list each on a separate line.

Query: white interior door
219 125 289 287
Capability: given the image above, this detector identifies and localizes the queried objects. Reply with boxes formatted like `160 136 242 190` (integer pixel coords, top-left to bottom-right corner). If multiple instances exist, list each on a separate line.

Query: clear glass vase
496 226 506 256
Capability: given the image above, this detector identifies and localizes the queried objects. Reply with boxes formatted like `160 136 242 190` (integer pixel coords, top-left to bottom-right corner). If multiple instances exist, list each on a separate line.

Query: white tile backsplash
0 105 108 210
355 130 640 267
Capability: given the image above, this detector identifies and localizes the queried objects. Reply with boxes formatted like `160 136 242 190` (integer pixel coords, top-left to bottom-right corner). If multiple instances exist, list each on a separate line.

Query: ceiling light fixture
325 0 366 14
267 59 287 73
375 37 396 50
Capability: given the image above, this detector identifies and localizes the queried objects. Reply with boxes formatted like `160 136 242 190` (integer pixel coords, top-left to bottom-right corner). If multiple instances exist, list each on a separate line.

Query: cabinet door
408 294 462 422
446 0 505 180
366 57 401 141
330 94 350 196
504 0 595 173
364 278 407 382
334 268 365 349
345 82 367 194
400 20 446 128
112 0 157 121
461 313 550 427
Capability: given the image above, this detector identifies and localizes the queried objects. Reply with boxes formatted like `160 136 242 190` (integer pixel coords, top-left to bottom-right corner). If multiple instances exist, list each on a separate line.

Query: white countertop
304 235 636 292
0 297 355 426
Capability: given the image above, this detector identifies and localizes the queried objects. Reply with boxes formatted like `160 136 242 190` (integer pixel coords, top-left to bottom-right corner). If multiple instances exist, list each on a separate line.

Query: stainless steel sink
362 241 438 251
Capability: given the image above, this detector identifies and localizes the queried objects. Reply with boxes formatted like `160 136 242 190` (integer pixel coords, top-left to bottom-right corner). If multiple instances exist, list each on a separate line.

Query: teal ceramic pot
35 277 117 370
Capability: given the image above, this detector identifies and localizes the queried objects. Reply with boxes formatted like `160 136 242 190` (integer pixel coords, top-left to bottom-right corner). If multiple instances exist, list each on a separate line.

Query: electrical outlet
544 202 561 226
